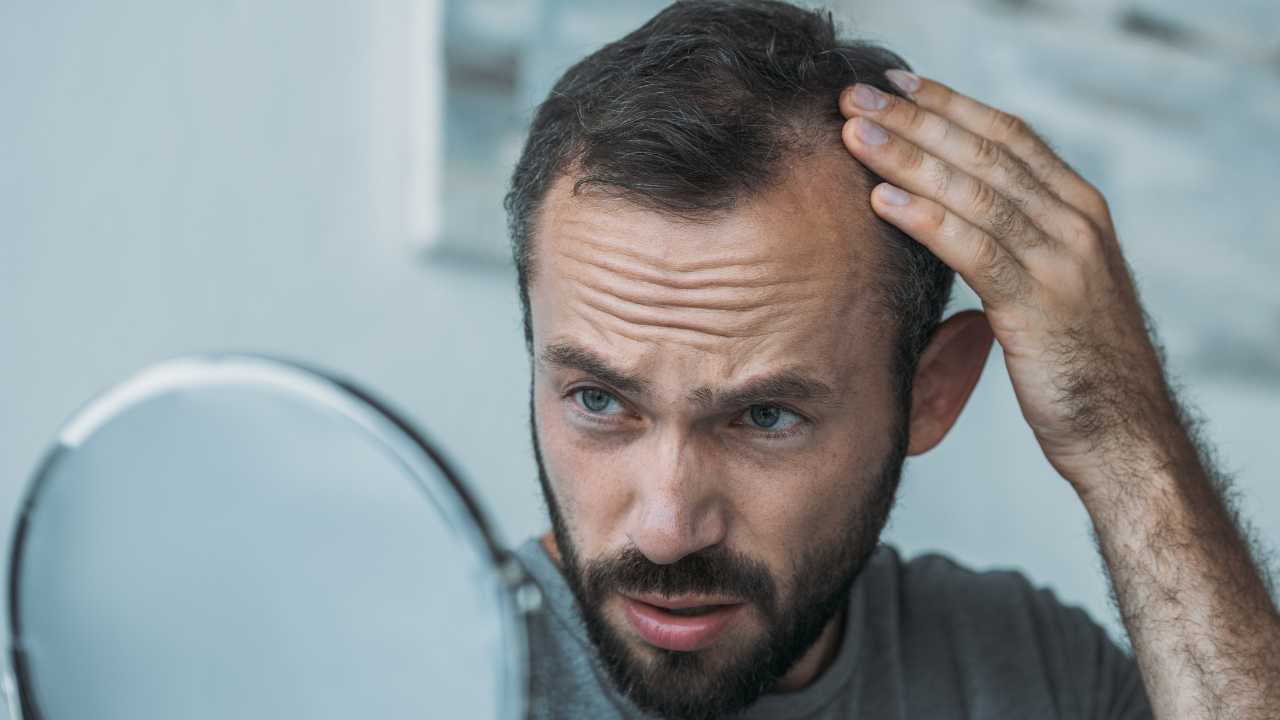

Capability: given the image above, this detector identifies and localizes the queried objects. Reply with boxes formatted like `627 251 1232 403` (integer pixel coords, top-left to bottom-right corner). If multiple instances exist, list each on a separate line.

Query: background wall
2 0 1277 664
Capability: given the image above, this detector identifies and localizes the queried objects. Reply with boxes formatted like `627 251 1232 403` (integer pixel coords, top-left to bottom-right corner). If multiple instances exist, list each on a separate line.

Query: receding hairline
521 130 882 290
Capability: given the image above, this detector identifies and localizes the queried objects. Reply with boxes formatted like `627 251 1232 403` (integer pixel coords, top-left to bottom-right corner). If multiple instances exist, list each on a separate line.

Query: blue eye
575 388 619 415
742 404 801 432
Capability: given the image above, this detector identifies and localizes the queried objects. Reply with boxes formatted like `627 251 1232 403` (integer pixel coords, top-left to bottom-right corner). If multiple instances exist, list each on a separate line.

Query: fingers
882 71 1109 226
842 115 1054 261
839 82 1082 241
870 182 1031 306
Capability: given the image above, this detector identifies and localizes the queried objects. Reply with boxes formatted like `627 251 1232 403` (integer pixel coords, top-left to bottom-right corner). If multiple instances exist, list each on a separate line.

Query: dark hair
504 0 954 398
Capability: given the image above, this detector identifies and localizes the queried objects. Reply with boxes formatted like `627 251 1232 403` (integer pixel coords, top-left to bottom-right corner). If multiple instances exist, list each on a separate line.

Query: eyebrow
539 342 652 395
690 371 839 412
539 341 840 410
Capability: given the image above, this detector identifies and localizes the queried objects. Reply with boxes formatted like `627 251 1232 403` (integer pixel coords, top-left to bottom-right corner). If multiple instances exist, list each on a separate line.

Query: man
502 1 1280 718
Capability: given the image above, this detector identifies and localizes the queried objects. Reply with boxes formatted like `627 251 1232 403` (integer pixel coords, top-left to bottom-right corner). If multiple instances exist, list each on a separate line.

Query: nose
625 428 728 565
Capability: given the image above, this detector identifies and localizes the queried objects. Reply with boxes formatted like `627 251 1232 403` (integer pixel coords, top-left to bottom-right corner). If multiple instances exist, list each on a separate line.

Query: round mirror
7 355 532 720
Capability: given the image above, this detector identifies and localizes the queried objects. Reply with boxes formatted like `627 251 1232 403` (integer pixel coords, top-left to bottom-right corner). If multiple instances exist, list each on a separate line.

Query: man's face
527 152 907 720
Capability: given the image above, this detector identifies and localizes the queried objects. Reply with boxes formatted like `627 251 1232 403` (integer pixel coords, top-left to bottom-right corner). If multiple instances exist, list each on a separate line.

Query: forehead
529 151 891 389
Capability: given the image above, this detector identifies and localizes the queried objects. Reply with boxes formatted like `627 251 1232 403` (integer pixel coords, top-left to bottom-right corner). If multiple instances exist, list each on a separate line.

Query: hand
836 73 1280 720
838 71 1180 491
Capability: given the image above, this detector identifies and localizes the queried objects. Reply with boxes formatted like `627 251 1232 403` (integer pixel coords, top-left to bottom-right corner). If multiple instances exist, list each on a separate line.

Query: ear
906 310 994 456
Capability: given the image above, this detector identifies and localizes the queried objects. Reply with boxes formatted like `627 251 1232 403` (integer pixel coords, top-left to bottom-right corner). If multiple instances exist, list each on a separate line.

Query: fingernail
879 184 911 206
851 83 887 111
885 69 921 94
857 117 889 146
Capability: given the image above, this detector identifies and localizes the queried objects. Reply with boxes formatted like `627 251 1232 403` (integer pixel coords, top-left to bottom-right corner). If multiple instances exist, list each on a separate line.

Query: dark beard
529 393 909 720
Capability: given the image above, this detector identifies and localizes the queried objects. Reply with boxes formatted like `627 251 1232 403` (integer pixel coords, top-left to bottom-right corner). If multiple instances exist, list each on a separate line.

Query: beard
529 395 908 720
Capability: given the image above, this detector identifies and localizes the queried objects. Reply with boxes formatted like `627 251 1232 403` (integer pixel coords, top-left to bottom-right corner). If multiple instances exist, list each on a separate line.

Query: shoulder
882 547 1093 634
854 546 1151 719
868 545 1112 661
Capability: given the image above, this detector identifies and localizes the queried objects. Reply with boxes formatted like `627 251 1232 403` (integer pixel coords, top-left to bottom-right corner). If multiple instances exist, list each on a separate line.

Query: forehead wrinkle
572 285 764 340
561 240 817 292
548 272 859 362
573 243 794 284
550 235 838 344
534 154 884 367
541 181 868 316
560 212 776 277
563 257 822 315
573 301 632 353
583 317 765 355
566 264 834 343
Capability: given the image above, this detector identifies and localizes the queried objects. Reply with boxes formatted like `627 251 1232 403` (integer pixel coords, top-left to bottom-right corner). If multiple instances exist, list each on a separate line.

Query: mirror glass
8 355 528 720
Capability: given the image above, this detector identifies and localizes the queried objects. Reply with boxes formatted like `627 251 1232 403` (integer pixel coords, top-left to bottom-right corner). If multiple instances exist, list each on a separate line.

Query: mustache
581 544 779 618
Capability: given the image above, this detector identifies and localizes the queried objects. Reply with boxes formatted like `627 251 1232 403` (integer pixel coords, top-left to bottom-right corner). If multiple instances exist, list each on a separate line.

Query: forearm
1077 415 1280 719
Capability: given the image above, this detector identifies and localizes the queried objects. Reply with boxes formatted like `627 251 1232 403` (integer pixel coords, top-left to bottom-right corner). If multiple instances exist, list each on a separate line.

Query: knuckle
1009 156 1041 193
989 199 1024 242
877 89 901 116
1063 210 1103 249
902 143 928 173
972 135 1002 169
932 81 957 110
990 203 1018 239
968 179 999 215
967 181 1024 246
905 104 931 134
983 255 1026 301
927 160 954 197
1079 184 1111 220
971 231 1001 270
1035 156 1063 185
991 111 1027 140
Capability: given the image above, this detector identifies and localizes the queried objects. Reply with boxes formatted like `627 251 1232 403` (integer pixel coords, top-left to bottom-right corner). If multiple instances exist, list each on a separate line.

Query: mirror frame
3 354 534 720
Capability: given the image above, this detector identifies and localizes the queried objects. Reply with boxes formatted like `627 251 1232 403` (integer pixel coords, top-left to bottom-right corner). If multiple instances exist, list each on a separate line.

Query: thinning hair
504 0 954 396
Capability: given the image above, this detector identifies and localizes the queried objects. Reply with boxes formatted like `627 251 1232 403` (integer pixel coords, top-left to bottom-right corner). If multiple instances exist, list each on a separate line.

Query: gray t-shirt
513 537 1151 719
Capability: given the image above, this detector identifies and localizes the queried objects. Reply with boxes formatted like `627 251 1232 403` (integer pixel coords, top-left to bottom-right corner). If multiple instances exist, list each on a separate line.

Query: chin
589 597 783 718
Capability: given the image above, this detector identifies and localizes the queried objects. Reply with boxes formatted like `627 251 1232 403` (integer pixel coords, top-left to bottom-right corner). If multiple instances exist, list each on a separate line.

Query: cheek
727 450 850 540
533 381 634 549
724 417 888 575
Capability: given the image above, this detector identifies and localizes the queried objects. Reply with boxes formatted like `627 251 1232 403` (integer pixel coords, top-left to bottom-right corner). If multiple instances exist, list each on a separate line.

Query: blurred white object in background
426 0 670 262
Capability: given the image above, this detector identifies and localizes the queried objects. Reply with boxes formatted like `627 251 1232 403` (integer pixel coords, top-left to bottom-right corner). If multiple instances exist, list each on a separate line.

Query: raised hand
835 69 1280 719
839 71 1176 494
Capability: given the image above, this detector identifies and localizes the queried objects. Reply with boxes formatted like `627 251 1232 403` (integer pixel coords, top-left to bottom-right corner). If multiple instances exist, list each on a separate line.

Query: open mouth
621 594 747 652
657 604 723 617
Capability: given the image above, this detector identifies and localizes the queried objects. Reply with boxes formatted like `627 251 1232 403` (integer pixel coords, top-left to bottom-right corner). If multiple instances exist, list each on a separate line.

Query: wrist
1057 414 1203 509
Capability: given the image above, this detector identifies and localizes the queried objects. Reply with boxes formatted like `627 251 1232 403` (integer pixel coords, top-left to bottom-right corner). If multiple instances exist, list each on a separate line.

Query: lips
620 593 746 652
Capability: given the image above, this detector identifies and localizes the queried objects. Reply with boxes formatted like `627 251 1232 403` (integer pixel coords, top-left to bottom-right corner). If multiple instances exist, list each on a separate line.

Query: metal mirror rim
3 353 530 720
